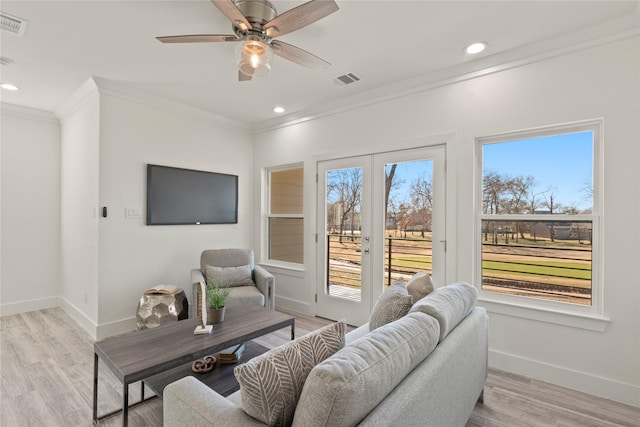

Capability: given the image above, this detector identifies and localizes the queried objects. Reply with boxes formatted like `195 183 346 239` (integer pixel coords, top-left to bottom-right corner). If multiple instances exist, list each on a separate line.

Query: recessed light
273 106 285 114
465 42 487 55
1 83 19 91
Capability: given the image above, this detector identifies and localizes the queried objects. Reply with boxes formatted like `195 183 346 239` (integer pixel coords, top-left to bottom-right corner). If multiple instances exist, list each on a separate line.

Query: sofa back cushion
292 312 439 427
234 320 346 426
409 281 477 342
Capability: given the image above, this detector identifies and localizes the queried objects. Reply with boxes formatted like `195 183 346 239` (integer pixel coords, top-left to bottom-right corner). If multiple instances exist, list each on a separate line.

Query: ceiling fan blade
271 40 330 71
157 34 237 43
211 0 252 32
238 70 252 82
264 0 338 38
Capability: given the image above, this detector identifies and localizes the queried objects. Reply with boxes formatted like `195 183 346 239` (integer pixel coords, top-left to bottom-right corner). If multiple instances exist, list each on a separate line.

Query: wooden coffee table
93 306 295 426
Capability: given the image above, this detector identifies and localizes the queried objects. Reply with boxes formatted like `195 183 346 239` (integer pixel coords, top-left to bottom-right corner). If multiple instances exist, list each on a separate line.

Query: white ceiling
1 1 638 130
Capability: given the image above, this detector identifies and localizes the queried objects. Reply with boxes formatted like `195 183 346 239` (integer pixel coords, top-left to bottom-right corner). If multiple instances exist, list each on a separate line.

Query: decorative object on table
218 343 246 364
191 355 216 373
194 281 213 334
206 282 230 324
136 286 188 330
144 284 179 295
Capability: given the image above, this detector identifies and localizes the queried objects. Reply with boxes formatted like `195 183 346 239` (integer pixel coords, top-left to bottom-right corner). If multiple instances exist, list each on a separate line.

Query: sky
383 130 593 212
483 131 593 211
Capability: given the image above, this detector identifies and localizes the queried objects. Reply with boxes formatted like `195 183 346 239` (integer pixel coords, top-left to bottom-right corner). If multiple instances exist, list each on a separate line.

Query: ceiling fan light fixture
237 36 273 77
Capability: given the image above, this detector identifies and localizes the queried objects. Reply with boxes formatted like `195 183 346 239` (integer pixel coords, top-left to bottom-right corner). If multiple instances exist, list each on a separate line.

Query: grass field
327 232 592 304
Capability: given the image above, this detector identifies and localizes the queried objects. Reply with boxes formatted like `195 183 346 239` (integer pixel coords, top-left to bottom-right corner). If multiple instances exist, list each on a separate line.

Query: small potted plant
206 282 230 324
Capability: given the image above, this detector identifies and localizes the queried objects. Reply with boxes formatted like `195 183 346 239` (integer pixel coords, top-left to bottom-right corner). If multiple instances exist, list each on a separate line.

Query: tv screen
146 164 238 225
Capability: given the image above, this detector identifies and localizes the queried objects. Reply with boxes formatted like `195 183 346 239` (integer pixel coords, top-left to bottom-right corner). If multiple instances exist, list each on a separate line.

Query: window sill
258 261 306 278
478 296 610 332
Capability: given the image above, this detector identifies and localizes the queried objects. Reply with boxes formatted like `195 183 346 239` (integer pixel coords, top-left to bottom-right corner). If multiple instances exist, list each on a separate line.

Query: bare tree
541 190 558 242
410 174 433 238
327 168 362 242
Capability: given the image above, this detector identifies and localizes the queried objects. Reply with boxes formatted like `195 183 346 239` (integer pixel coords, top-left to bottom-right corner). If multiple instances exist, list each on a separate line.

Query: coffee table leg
122 383 129 427
93 353 99 424
291 321 295 340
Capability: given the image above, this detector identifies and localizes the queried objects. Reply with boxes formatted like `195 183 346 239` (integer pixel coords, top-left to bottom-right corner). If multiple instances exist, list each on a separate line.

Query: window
267 165 304 264
477 121 601 313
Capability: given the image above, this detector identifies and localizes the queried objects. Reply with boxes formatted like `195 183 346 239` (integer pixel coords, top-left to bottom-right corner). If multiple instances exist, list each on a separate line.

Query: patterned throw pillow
234 320 346 426
369 280 413 331
407 272 435 303
204 264 253 287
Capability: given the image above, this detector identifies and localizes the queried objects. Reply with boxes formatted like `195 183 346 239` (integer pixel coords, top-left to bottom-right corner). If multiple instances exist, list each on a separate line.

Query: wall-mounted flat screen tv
146 164 238 225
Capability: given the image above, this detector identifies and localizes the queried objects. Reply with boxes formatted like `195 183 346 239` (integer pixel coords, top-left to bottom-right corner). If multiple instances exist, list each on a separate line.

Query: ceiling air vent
332 72 362 87
1 13 28 37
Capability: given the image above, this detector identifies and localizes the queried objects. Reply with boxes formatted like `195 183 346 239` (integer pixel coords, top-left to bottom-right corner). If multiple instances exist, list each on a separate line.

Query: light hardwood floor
1 308 638 426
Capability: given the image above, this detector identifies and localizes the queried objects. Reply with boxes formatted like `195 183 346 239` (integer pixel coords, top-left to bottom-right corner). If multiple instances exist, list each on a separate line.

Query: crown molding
90 77 252 134
54 77 100 121
1 102 58 123
253 17 640 134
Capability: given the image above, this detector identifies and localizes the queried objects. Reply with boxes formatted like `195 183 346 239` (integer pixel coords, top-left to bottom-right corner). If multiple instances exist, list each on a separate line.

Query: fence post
387 237 392 286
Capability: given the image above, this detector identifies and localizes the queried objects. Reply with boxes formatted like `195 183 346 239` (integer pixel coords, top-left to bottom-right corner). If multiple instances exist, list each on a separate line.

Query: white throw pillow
369 280 413 331
407 272 435 303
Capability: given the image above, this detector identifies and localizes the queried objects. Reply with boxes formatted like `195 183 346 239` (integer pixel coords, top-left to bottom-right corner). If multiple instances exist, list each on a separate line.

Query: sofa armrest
190 269 206 318
164 377 264 427
253 265 275 310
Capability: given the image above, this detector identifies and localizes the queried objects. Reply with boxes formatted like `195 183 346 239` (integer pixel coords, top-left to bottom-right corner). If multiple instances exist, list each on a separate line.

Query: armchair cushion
204 264 254 287
225 286 265 308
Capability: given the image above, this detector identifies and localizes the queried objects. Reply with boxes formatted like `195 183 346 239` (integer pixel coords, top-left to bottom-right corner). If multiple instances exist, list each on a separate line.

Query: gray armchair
190 248 275 318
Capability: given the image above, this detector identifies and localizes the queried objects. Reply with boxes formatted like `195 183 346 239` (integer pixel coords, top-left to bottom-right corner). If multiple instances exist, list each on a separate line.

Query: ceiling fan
157 0 339 81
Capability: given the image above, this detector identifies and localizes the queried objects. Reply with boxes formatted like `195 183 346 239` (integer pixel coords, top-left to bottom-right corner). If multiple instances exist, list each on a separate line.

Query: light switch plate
125 207 143 218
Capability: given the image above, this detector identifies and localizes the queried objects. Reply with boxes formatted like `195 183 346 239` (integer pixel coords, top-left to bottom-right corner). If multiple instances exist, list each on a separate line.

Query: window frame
264 163 305 268
474 120 606 328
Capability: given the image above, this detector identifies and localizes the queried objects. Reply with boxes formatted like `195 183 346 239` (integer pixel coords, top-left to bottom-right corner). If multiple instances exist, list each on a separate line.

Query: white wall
94 93 254 336
253 36 640 406
58 86 101 331
1 105 60 314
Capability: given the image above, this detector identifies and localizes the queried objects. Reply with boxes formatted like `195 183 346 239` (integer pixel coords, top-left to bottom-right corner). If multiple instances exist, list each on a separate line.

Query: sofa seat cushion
204 264 254 287
234 320 346 426
223 286 265 308
292 311 440 427
410 281 477 342
368 280 413 331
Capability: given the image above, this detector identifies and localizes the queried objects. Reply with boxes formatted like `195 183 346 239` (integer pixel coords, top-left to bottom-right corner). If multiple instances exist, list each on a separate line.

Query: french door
316 146 446 326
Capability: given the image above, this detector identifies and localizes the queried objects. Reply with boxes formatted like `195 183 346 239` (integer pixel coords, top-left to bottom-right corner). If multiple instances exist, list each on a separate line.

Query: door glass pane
326 167 362 302
383 160 434 288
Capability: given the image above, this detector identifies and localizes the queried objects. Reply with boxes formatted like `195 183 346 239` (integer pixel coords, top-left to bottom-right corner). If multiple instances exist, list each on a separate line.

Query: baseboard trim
0 296 60 316
95 316 137 340
275 296 313 317
489 349 640 408
58 297 99 340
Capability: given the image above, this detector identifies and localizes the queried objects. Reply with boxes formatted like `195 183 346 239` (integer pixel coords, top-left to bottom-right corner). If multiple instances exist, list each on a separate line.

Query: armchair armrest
190 269 206 318
253 265 275 310
164 377 264 427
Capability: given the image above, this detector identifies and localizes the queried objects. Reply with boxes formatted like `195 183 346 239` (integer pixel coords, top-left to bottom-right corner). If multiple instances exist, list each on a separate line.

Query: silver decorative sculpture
136 289 188 330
